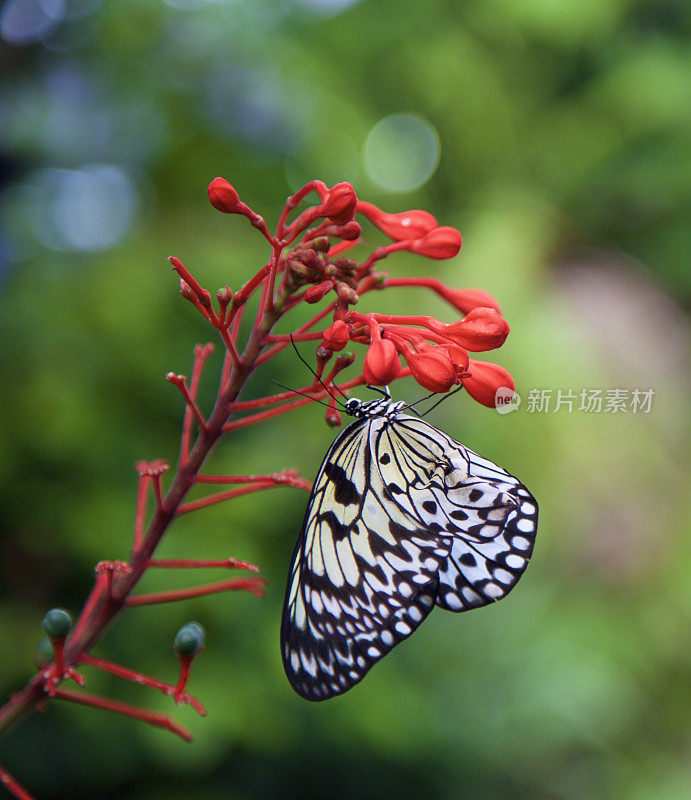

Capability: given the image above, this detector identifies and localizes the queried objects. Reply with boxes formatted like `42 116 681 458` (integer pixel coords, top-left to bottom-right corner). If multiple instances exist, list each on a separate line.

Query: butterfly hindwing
281 403 538 701
390 418 538 612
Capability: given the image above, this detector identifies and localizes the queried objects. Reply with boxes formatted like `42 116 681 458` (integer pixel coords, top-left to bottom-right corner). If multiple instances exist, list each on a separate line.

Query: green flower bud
41 608 72 640
174 623 205 656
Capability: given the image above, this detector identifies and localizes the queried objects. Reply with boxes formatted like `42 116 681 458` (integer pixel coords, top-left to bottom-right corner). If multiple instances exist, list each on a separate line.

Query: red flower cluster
204 176 514 410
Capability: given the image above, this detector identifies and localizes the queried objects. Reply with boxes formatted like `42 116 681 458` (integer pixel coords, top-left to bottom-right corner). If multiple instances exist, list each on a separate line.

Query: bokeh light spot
0 0 65 45
363 114 440 193
28 164 140 252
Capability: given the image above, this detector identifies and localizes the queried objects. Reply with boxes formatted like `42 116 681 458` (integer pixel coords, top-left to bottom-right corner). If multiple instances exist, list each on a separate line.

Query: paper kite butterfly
281 390 538 701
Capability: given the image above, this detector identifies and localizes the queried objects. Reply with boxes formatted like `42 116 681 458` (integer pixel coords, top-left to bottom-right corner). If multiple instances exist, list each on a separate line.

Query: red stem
148 558 259 572
167 374 208 434
133 473 150 550
126 578 265 606
181 344 214 463
195 472 310 490
0 764 36 800
177 481 280 514
222 376 366 432
53 689 193 742
79 654 205 716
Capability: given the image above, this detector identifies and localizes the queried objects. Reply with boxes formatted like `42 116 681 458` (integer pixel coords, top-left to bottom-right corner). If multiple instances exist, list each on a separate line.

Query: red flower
321 320 350 351
304 280 333 304
436 307 510 352
408 226 462 259
323 182 357 225
363 336 401 385
356 201 438 241
207 177 242 214
461 359 514 408
396 339 457 393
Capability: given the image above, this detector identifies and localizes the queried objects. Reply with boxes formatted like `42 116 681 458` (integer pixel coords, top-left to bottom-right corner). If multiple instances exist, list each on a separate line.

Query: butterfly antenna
289 334 349 404
420 385 465 417
271 380 333 410
401 390 436 413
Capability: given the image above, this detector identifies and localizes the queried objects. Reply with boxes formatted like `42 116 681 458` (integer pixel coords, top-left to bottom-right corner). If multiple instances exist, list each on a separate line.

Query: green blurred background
0 1 689 798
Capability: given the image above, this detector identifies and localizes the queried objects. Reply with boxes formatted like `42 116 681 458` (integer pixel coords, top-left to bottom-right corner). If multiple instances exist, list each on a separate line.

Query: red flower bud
333 220 362 241
325 397 342 428
461 359 514 408
399 341 457 393
207 177 242 213
323 182 357 225
445 344 470 372
438 307 510 352
437 286 502 315
356 201 438 241
304 280 333 304
336 282 359 305
322 320 350 352
409 226 462 259
363 337 401 385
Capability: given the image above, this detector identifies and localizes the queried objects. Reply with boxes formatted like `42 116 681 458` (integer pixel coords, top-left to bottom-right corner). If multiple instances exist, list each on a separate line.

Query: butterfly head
344 396 408 420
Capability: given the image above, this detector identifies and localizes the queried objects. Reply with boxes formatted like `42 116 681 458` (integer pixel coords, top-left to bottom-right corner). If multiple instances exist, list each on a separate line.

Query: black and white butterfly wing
281 415 453 701
388 417 538 612
281 409 538 701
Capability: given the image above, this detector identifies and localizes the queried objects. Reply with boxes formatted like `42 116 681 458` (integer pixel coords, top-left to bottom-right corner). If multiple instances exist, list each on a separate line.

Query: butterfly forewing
281 404 538 701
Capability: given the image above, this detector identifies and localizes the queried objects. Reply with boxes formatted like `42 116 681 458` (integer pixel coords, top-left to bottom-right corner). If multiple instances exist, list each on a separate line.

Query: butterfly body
281 396 538 701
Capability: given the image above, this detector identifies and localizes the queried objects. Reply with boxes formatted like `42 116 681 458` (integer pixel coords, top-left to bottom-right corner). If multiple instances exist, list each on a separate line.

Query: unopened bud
332 220 361 240
323 182 357 225
335 350 355 369
357 201 438 241
179 279 196 302
305 280 333 304
325 397 342 428
322 320 350 351
461 359 514 408
174 622 205 657
336 283 358 304
403 345 457 393
310 236 331 253
409 226 462 259
217 286 233 305
363 337 401 385
41 609 72 641
207 177 242 213
436 308 510 352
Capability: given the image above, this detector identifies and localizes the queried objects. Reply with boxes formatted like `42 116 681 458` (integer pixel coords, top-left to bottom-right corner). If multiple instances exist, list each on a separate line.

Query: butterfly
281 390 538 701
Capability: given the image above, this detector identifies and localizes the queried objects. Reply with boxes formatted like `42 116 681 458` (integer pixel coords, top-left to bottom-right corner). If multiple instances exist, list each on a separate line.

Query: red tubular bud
409 226 462 259
461 359 514 408
322 320 350 351
323 182 357 225
438 307 510 352
336 282 359 305
332 220 362 241
437 286 502 315
207 177 242 213
363 334 401 386
397 340 456 393
325 397 342 428
304 280 333 304
357 201 438 241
